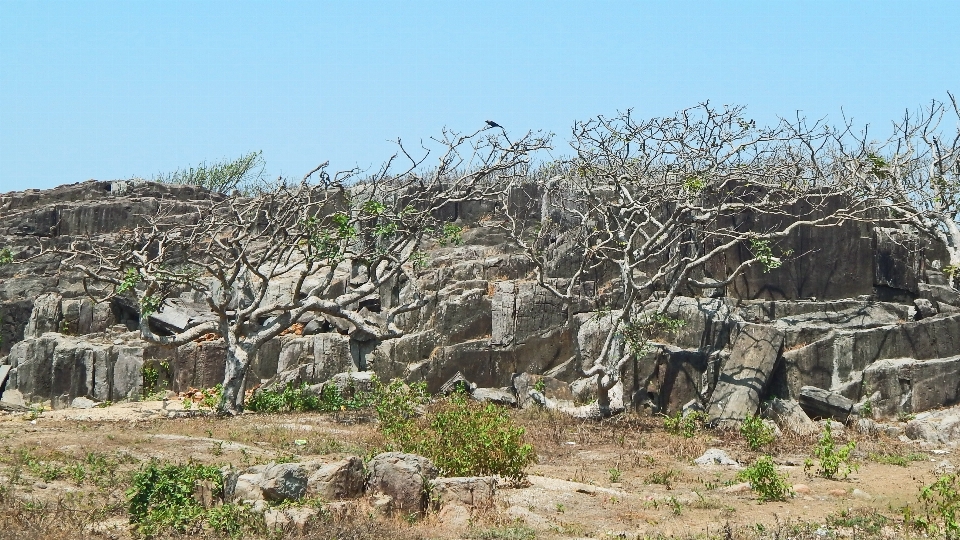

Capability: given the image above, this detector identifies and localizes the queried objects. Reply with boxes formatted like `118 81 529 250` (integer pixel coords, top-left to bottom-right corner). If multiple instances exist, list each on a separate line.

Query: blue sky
1 0 958 192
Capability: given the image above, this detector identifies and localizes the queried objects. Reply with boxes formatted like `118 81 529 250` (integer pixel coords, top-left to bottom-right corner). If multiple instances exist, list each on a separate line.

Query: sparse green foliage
738 455 792 502
374 379 535 480
806 421 857 479
622 313 686 356
860 399 874 418
151 150 267 194
663 410 704 438
868 450 925 467
0 247 13 266
116 267 141 294
740 414 775 450
608 467 622 483
750 238 784 273
126 460 223 537
438 223 464 246
906 473 960 539
645 469 680 489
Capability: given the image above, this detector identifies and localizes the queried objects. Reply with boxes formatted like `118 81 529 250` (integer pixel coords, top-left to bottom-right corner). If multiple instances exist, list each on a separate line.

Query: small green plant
806 421 857 479
905 473 960 539
66 463 86 486
740 414 775 450
668 496 683 515
555 502 565 513
28 460 63 482
645 469 679 489
23 403 44 420
622 313 686 356
860 399 874 418
438 223 464 246
0 247 13 266
608 467 622 483
737 455 792 502
749 238 786 273
127 460 223 537
663 410 705 438
533 378 546 394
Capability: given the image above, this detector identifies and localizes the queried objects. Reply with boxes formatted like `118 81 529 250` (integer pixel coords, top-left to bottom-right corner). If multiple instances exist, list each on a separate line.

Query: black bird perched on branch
485 120 502 129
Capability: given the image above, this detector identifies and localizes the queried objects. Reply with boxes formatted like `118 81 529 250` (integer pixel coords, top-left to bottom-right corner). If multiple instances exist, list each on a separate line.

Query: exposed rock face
3 180 960 422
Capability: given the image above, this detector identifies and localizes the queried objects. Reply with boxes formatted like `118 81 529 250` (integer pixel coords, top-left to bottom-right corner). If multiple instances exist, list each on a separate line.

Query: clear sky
1 0 958 192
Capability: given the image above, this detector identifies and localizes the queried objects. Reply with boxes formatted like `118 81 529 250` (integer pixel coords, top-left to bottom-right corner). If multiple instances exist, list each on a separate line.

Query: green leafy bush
151 150 267 194
663 411 705 438
906 473 960 539
740 414 775 450
127 460 223 537
737 455 792 502
0 247 13 266
245 382 373 413
805 421 857 479
375 380 535 481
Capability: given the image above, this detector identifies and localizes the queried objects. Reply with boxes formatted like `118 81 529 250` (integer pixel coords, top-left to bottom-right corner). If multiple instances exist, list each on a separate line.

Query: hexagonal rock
366 452 438 515
431 476 497 508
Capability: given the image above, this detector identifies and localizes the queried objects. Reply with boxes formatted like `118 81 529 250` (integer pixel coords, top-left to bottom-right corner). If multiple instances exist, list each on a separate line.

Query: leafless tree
50 125 550 413
500 102 900 416
827 93 960 275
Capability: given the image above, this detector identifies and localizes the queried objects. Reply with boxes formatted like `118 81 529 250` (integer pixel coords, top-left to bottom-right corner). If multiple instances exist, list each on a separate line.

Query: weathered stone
366 452 438 515
915 298 939 319
306 457 366 500
694 449 740 467
431 476 496 508
471 387 517 407
707 323 785 426
24 293 62 339
798 386 854 421
863 356 960 418
767 398 818 436
512 373 574 409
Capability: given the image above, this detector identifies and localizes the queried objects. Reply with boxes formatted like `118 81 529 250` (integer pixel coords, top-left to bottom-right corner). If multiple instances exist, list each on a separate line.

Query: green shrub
245 381 373 413
375 380 535 481
0 247 12 266
127 460 223 537
663 410 705 438
737 455 792 502
805 421 857 479
906 473 960 539
740 414 775 450
151 150 267 194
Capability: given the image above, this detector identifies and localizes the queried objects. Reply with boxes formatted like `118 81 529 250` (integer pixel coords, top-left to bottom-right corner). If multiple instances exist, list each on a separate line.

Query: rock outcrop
3 179 960 423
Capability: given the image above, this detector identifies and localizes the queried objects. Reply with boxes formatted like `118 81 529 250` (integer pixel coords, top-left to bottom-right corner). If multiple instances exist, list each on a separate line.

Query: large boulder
366 453 438 516
306 457 367 500
707 323 785 426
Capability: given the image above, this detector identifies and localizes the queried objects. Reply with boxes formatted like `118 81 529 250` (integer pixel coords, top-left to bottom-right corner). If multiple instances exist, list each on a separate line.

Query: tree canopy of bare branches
500 102 907 415
53 125 550 413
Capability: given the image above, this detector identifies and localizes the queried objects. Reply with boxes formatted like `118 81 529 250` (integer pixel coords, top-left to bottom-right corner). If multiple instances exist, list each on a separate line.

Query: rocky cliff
2 180 960 424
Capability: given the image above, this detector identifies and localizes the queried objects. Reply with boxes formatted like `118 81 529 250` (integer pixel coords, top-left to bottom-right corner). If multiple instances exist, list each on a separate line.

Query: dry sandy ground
0 401 948 539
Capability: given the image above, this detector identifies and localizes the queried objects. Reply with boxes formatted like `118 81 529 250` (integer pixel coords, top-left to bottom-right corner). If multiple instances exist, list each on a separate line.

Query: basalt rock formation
2 180 960 427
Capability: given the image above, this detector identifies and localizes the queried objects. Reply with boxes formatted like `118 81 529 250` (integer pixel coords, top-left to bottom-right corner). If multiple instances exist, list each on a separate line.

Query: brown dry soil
0 400 950 539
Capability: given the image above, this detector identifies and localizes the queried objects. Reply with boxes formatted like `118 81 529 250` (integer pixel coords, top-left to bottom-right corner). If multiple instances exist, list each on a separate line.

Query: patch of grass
645 469 680 489
868 451 926 467
469 525 537 540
